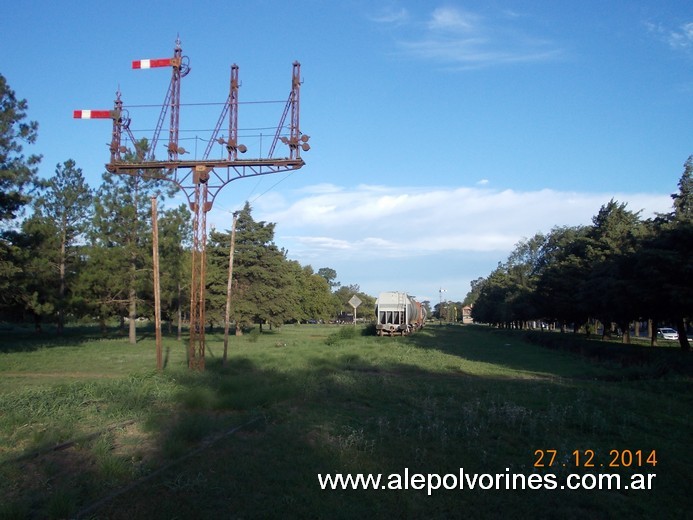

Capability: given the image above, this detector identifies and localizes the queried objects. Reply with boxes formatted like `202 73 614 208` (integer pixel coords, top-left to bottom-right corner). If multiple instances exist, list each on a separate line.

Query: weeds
324 326 358 345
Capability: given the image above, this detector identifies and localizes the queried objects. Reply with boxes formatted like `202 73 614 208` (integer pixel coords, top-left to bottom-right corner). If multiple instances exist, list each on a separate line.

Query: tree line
464 157 692 351
4 72 689 347
0 73 374 340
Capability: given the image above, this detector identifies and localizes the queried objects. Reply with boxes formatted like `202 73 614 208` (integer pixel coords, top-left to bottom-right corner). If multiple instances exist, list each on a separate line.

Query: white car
657 328 679 340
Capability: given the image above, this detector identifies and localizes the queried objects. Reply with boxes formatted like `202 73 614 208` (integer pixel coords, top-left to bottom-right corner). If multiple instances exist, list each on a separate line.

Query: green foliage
207 202 336 331
157 204 191 330
207 202 288 329
469 162 693 350
292 263 335 323
317 266 340 290
0 79 345 334
0 73 41 224
2 216 59 324
246 327 261 343
462 276 485 306
32 159 93 332
324 324 359 345
0 74 41 318
333 284 376 320
668 155 693 222
83 157 172 342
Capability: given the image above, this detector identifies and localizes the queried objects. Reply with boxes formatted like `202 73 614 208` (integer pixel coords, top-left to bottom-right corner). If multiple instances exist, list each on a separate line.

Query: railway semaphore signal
74 38 309 370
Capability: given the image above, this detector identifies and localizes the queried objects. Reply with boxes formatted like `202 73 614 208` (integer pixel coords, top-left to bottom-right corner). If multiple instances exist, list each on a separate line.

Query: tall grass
0 324 690 519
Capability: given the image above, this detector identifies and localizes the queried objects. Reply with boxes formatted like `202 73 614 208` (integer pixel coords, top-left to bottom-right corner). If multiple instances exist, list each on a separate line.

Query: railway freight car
375 291 426 336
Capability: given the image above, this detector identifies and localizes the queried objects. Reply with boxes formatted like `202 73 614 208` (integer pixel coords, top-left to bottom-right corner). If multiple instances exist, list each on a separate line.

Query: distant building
462 305 473 324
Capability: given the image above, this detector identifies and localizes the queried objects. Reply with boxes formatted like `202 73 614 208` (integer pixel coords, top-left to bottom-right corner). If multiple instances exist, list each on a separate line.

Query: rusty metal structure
74 39 309 369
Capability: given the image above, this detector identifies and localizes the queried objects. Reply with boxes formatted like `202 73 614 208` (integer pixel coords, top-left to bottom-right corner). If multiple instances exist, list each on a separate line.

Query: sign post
348 295 362 326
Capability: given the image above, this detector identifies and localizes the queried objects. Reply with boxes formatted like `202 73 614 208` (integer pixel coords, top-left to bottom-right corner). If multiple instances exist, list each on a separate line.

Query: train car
375 291 426 336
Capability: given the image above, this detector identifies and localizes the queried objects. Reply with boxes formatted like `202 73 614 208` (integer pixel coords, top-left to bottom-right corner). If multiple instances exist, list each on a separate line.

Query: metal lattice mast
289 62 302 160
168 41 184 161
189 167 211 370
268 62 308 159
202 64 244 161
188 64 241 369
110 92 124 164
228 64 242 160
131 38 190 162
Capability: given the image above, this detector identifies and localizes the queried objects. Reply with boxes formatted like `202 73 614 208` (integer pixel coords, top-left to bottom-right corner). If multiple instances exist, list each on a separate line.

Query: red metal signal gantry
74 38 309 370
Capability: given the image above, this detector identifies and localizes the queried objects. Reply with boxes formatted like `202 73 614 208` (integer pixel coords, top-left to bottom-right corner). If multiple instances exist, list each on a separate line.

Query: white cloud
294 236 353 250
294 182 345 195
379 5 562 69
256 184 671 260
646 20 693 53
428 6 480 32
668 21 693 50
236 183 671 301
208 183 673 300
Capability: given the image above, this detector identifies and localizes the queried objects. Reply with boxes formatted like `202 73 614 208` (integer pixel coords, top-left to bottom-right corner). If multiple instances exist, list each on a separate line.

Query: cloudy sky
4 1 691 303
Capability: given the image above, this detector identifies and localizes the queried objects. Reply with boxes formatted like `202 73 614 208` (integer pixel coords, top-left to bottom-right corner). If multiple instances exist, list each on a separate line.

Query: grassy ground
0 323 690 519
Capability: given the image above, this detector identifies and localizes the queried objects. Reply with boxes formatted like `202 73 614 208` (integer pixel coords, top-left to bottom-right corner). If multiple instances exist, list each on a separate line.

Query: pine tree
207 202 297 334
33 160 93 333
157 204 191 337
89 160 169 343
0 74 41 313
0 73 41 225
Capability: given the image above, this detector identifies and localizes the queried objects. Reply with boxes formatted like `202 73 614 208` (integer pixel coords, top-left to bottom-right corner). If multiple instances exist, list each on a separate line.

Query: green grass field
0 324 690 519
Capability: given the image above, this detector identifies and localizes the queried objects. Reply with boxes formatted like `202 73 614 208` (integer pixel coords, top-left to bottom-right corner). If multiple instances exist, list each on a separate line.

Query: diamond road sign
348 295 362 308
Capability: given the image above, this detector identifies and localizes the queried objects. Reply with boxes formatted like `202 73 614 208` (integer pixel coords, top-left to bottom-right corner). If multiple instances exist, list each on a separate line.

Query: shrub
324 326 357 345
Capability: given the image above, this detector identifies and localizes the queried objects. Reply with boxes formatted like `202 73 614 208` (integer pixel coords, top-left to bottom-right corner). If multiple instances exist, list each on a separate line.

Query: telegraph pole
439 288 447 325
223 211 240 367
151 197 162 371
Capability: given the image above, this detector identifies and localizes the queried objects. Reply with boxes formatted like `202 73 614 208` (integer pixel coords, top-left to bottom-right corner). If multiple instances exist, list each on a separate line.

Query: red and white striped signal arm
73 110 113 119
132 58 173 69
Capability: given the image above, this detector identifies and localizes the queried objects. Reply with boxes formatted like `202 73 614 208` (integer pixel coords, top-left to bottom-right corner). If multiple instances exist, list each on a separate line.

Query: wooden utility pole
223 211 240 367
151 197 163 371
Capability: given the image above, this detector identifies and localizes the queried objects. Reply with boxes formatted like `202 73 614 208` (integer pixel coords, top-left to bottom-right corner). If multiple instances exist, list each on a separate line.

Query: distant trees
206 202 337 333
11 216 57 328
293 264 335 323
469 157 693 350
317 270 379 322
333 284 375 321
1 159 343 334
462 277 485 307
533 226 591 332
3 177 344 333
317 267 340 290
633 156 693 350
5 72 687 342
208 202 292 332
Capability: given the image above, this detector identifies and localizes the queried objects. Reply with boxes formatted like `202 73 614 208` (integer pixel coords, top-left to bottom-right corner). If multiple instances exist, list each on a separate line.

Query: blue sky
4 1 692 304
